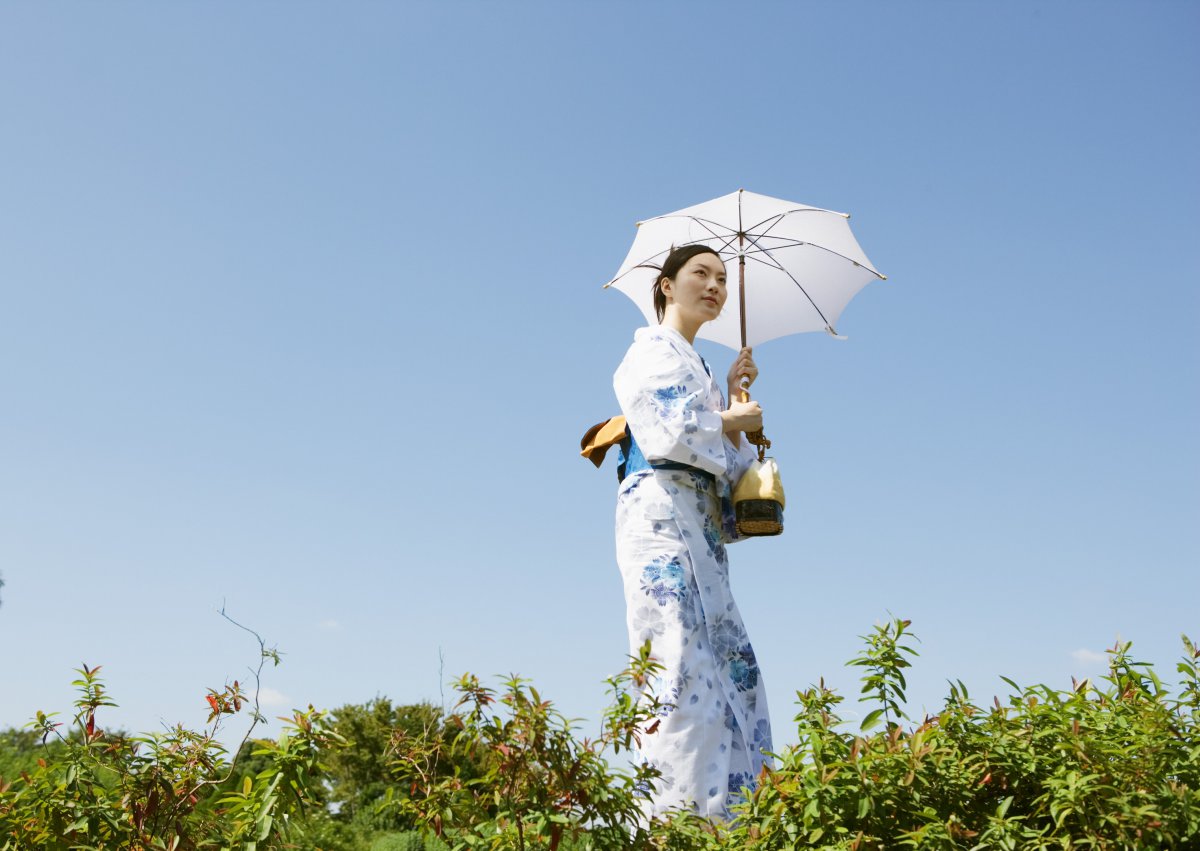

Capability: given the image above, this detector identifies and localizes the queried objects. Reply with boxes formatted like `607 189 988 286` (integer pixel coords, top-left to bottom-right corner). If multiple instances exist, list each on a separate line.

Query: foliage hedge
2 618 1196 850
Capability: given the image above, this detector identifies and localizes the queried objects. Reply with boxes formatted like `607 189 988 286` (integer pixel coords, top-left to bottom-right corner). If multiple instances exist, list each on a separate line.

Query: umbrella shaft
738 233 747 350
736 230 766 462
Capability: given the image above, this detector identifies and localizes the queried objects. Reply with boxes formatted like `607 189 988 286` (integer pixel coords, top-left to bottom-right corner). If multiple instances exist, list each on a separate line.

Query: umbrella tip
635 221 643 227
826 326 849 341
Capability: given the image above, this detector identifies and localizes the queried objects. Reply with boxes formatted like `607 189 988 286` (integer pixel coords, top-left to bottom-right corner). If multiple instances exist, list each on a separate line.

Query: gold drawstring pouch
733 457 785 536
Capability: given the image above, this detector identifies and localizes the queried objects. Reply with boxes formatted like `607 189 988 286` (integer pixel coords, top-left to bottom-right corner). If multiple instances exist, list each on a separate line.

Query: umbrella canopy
604 189 885 350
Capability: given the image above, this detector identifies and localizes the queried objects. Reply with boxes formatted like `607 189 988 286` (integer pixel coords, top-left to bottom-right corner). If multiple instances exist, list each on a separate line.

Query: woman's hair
642 244 723 322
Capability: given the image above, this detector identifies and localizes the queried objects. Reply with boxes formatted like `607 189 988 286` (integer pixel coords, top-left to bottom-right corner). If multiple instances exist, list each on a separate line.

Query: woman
613 244 773 819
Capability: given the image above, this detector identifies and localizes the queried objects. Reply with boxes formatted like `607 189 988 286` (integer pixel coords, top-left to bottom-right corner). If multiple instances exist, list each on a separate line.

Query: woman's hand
721 399 763 434
727 347 758 402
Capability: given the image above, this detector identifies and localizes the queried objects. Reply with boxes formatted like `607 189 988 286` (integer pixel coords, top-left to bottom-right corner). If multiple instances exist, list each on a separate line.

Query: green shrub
726 620 1200 850
0 612 341 851
3 618 1195 849
384 620 1199 850
386 642 667 850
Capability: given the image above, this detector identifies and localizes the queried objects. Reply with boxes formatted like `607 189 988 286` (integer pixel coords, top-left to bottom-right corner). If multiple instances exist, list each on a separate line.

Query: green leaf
861 709 885 732
857 795 871 819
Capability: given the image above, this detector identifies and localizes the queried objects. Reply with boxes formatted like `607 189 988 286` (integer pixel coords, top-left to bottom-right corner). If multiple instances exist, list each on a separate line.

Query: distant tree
0 727 59 782
324 698 474 831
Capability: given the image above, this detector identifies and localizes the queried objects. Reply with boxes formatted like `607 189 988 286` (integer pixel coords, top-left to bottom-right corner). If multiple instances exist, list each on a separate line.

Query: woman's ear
660 277 673 299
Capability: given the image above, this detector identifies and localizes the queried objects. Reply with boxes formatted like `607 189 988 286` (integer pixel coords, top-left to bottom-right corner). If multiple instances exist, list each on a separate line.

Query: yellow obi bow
579 416 627 468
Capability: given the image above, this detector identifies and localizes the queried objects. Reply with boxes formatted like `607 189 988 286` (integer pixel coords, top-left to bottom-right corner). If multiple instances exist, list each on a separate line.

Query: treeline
1 619 1197 850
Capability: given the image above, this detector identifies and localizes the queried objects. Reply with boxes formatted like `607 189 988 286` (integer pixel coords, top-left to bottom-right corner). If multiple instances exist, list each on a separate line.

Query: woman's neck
661 309 699 344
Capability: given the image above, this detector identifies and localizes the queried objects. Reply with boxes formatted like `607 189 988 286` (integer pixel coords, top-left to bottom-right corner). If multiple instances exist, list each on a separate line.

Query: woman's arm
722 347 762 447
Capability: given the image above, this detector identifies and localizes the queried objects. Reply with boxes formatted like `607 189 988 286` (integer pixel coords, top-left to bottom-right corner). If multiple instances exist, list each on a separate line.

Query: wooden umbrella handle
738 380 771 463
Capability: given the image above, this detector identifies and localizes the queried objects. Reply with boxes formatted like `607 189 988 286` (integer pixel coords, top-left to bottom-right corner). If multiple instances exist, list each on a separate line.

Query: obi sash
618 426 716 486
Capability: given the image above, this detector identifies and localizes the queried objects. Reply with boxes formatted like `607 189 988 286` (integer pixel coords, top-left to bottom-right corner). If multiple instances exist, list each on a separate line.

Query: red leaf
206 695 219 713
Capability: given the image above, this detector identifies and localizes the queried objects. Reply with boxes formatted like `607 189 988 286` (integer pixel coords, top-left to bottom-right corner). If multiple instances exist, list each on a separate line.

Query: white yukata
613 325 774 820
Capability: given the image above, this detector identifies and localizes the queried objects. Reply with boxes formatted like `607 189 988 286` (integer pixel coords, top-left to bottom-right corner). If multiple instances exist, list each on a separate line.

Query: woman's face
663 252 728 327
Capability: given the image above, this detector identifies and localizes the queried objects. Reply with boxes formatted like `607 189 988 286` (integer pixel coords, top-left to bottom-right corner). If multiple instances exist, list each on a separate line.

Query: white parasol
604 188 885 350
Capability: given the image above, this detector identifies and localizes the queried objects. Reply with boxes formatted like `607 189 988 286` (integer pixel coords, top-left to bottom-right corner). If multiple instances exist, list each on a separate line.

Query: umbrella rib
640 204 847 242
745 213 787 241
742 207 846 235
739 208 853 255
740 225 788 257
604 245 675 287
743 251 836 330
641 213 738 237
666 216 742 257
744 240 885 280
744 247 787 271
683 217 738 248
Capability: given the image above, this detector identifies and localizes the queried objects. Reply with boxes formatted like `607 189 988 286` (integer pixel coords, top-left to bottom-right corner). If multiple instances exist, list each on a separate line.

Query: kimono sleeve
724 429 757 489
614 336 729 478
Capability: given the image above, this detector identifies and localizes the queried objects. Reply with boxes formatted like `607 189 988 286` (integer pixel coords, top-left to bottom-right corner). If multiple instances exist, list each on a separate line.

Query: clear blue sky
2 2 1197 747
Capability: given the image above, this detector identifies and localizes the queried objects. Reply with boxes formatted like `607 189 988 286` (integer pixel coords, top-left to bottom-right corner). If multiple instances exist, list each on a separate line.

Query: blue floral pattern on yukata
614 325 773 821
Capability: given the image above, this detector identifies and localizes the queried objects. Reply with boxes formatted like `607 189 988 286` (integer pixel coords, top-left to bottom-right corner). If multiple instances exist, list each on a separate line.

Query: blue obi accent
617 426 714 485
616 428 648 480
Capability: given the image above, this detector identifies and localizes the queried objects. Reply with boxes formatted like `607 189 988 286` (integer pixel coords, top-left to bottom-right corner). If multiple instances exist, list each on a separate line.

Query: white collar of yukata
638 324 700 355
639 325 716 382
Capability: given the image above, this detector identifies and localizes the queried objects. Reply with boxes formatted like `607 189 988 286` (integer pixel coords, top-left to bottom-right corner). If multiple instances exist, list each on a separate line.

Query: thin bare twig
171 602 283 812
